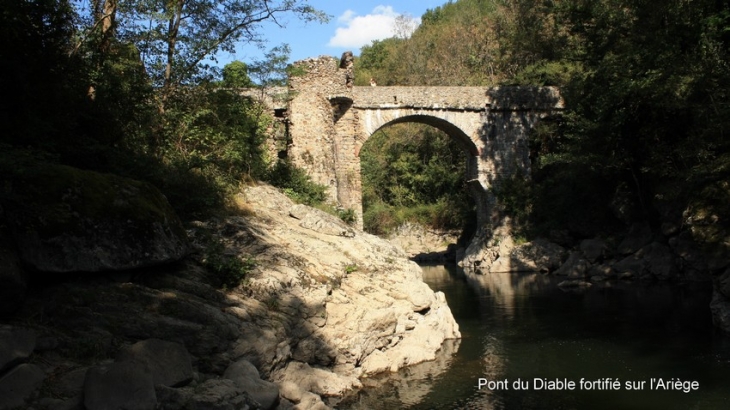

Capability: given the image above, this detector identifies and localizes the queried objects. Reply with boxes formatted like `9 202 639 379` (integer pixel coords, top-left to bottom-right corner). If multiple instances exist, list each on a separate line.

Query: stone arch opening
358 118 478 250
365 114 480 157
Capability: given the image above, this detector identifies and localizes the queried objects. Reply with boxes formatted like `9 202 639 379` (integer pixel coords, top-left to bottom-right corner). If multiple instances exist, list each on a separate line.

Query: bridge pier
285 55 563 234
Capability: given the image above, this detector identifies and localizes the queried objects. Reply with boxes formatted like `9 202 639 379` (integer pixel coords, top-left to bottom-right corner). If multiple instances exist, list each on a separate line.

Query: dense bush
266 160 328 206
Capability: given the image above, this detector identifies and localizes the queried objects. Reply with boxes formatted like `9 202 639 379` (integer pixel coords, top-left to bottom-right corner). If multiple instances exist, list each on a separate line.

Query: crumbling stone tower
286 54 363 224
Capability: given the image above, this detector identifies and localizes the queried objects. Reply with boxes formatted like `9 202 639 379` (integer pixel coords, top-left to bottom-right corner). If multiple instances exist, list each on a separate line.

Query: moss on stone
5 163 184 240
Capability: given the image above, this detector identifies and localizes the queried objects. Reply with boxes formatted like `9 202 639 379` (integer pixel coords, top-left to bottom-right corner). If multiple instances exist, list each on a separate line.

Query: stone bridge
271 56 563 230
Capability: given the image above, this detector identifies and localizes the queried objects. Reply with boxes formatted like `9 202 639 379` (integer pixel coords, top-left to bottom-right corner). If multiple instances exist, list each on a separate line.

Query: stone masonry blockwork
284 55 563 230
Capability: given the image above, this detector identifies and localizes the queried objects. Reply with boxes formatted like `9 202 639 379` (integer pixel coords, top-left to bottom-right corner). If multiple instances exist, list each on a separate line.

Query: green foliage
355 0 508 86
110 86 272 220
249 44 292 88
336 208 357 226
559 0 727 221
344 264 358 274
266 160 328 206
0 0 328 226
203 237 255 290
1 0 84 149
118 1 327 89
222 61 254 87
360 123 475 234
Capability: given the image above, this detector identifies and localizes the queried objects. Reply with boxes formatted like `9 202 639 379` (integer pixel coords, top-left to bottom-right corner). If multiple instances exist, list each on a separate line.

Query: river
335 264 730 409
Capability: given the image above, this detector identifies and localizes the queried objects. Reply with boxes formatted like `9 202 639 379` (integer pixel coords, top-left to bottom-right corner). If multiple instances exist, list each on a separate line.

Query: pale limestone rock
464 235 566 274
275 361 361 397
289 204 355 237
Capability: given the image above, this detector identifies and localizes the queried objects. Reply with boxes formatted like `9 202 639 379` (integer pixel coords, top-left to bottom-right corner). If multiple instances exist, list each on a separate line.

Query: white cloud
327 6 419 49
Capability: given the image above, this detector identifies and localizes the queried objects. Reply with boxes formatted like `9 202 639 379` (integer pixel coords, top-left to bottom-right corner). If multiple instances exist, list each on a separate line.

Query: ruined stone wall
287 56 352 202
285 56 563 231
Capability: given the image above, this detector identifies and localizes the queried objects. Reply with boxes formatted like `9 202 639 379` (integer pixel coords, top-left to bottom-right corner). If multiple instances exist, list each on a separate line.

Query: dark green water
336 265 730 409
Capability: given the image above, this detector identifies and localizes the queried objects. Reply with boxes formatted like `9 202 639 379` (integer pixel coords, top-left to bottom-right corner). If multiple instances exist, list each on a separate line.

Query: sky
216 0 448 67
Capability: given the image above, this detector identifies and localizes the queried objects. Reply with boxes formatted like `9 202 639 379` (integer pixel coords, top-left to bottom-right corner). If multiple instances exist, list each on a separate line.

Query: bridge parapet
353 86 488 111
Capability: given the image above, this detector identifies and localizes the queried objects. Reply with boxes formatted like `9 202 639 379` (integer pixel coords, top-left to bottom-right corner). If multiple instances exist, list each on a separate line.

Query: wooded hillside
357 0 730 249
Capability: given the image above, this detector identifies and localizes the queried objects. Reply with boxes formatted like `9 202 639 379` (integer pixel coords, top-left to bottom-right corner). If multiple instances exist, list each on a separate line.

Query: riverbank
338 265 730 409
0 184 460 410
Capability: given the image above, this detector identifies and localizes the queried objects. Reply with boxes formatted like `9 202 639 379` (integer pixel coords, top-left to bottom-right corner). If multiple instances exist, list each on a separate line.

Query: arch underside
366 113 480 157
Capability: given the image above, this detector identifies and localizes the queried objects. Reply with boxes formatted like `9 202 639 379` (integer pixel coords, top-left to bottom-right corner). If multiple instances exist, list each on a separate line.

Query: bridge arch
361 113 480 157
284 55 563 230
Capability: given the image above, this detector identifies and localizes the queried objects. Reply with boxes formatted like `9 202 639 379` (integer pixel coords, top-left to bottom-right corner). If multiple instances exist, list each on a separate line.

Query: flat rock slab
116 338 193 387
289 204 355 237
0 326 36 375
0 363 45 410
84 362 156 410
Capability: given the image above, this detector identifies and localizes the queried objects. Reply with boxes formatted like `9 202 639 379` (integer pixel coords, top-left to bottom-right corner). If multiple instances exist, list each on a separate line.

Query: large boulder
1 164 188 272
0 363 46 410
554 251 589 278
487 238 567 273
223 359 280 410
84 362 157 410
617 223 653 255
0 327 36 375
579 238 610 263
116 339 193 388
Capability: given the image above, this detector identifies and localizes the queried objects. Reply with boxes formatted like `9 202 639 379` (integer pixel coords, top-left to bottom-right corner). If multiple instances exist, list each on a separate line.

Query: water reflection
334 339 461 409
337 265 730 410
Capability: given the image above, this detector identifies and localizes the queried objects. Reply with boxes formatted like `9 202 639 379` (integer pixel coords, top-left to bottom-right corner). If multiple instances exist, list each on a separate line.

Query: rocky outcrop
231 184 461 383
2 183 459 409
0 327 42 410
387 222 461 262
116 339 194 388
461 223 567 274
1 164 188 273
459 216 730 328
84 362 157 410
0 363 46 410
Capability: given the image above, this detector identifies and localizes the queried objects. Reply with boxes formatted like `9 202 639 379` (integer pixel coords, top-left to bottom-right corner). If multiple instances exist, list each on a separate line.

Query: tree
222 61 254 87
119 0 328 104
248 44 291 89
393 13 418 39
